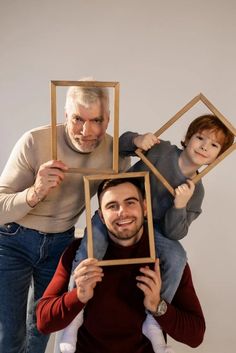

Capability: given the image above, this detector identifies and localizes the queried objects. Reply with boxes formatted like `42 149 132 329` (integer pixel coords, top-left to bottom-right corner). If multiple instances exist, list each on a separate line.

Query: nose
118 205 128 217
81 121 92 136
200 142 208 151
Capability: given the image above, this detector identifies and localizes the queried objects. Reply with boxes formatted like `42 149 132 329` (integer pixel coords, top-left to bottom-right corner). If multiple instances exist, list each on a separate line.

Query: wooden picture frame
50 80 120 173
83 171 156 266
135 93 236 196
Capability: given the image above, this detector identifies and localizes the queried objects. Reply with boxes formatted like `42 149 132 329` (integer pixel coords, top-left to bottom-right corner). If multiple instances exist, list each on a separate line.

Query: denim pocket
0 223 21 236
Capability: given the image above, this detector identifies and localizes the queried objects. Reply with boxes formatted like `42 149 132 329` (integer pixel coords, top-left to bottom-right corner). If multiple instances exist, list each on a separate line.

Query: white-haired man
0 82 129 353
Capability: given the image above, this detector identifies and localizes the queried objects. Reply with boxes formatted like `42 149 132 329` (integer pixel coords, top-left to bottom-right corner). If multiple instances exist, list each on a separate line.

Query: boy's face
99 182 147 247
184 129 222 166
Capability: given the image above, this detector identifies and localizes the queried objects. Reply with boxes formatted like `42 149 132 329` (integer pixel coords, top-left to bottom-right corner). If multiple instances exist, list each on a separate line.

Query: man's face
66 100 109 153
99 182 147 246
184 129 222 167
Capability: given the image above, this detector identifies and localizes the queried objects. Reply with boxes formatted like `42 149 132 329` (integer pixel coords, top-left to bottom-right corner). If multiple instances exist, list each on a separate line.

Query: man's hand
174 179 195 209
133 133 160 151
26 160 68 207
136 259 161 313
73 258 104 304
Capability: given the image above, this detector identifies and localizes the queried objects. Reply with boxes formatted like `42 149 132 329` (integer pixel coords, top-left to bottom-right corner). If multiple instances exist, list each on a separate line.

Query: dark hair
97 177 145 207
181 114 234 154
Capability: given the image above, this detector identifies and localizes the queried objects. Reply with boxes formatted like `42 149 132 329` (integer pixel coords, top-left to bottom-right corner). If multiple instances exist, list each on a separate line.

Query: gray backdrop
1 1 235 352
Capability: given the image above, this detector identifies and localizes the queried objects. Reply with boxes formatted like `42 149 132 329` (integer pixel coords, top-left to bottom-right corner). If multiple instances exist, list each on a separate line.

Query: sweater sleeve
159 183 205 240
156 264 206 347
36 240 85 334
119 131 139 157
0 132 36 224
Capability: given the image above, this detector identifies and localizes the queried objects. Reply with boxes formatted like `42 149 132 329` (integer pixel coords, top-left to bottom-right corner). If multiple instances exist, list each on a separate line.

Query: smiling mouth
195 151 208 158
116 219 134 227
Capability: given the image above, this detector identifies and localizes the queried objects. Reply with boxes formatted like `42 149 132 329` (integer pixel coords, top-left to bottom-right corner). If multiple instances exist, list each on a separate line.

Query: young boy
58 114 234 353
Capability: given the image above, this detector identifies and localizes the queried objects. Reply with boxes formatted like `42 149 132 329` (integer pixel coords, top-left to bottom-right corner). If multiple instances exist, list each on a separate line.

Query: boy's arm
119 131 159 157
160 182 205 240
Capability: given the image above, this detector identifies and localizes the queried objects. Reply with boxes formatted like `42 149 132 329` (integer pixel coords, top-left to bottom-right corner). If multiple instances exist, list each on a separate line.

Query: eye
107 204 118 210
212 143 220 148
93 118 104 125
196 135 203 140
127 200 135 205
72 115 84 124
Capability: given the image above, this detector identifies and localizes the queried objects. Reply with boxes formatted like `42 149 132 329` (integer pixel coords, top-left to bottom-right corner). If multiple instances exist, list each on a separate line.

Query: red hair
181 114 234 154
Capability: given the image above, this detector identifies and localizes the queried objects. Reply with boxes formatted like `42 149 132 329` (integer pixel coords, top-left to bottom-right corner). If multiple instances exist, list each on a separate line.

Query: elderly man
36 178 205 353
0 83 129 353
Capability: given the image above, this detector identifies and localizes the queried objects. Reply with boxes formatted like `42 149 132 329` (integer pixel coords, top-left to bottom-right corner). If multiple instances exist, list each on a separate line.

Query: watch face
156 300 167 316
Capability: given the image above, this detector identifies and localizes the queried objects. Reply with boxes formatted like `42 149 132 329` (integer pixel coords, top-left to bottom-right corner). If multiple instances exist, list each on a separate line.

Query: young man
0 83 129 353
57 114 233 353
36 178 206 353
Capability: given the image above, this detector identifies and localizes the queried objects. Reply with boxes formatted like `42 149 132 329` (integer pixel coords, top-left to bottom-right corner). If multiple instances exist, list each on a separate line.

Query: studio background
0 1 235 352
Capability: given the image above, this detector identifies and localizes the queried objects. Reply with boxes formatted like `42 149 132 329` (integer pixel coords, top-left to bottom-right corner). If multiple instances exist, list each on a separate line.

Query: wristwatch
150 299 167 317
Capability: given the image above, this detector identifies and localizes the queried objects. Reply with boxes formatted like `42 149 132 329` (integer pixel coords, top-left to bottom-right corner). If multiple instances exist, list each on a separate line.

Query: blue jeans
0 223 74 353
72 212 187 302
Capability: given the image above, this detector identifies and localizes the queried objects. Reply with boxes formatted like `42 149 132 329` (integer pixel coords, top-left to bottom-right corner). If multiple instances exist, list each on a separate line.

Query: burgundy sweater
37 237 205 353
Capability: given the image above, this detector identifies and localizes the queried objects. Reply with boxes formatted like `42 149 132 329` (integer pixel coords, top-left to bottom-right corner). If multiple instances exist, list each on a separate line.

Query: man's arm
36 240 85 334
156 264 206 347
0 131 67 224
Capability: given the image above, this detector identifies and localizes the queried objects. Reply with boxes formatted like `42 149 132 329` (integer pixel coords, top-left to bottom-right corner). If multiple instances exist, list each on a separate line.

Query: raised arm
36 240 84 334
0 131 67 224
119 131 159 157
157 264 206 347
160 181 204 240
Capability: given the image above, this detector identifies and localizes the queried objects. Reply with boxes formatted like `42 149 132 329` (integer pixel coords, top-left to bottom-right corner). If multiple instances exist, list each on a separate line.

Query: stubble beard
108 221 144 243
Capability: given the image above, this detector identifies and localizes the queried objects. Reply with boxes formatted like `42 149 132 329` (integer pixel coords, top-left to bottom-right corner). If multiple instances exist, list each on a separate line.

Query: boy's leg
142 225 186 352
72 210 108 271
59 310 84 353
153 224 187 303
142 313 166 353
143 314 176 353
58 211 108 353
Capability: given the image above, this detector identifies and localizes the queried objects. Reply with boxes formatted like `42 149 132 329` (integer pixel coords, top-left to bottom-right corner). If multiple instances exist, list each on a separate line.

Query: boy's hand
136 259 162 313
174 179 195 208
133 133 160 151
73 258 104 304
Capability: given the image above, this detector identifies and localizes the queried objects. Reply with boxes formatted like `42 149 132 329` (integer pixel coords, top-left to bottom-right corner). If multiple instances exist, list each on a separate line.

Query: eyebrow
73 114 104 121
104 196 139 208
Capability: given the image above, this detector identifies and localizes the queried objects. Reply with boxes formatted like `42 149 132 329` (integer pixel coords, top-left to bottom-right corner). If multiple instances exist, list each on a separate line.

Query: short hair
97 177 145 208
181 114 234 154
65 78 110 115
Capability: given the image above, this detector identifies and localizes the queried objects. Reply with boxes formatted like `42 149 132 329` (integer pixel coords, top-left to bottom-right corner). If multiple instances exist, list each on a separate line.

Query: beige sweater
0 125 130 233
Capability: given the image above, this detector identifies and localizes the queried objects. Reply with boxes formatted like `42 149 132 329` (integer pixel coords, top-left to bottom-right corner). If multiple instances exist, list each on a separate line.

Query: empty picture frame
50 80 120 173
83 171 156 266
135 93 236 196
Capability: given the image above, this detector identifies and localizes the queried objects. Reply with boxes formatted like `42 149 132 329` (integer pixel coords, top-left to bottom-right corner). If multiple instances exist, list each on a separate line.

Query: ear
98 208 105 224
183 139 188 147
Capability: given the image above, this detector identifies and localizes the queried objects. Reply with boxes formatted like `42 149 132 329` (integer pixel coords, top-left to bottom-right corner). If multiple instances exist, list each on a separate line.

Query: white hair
65 77 110 114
